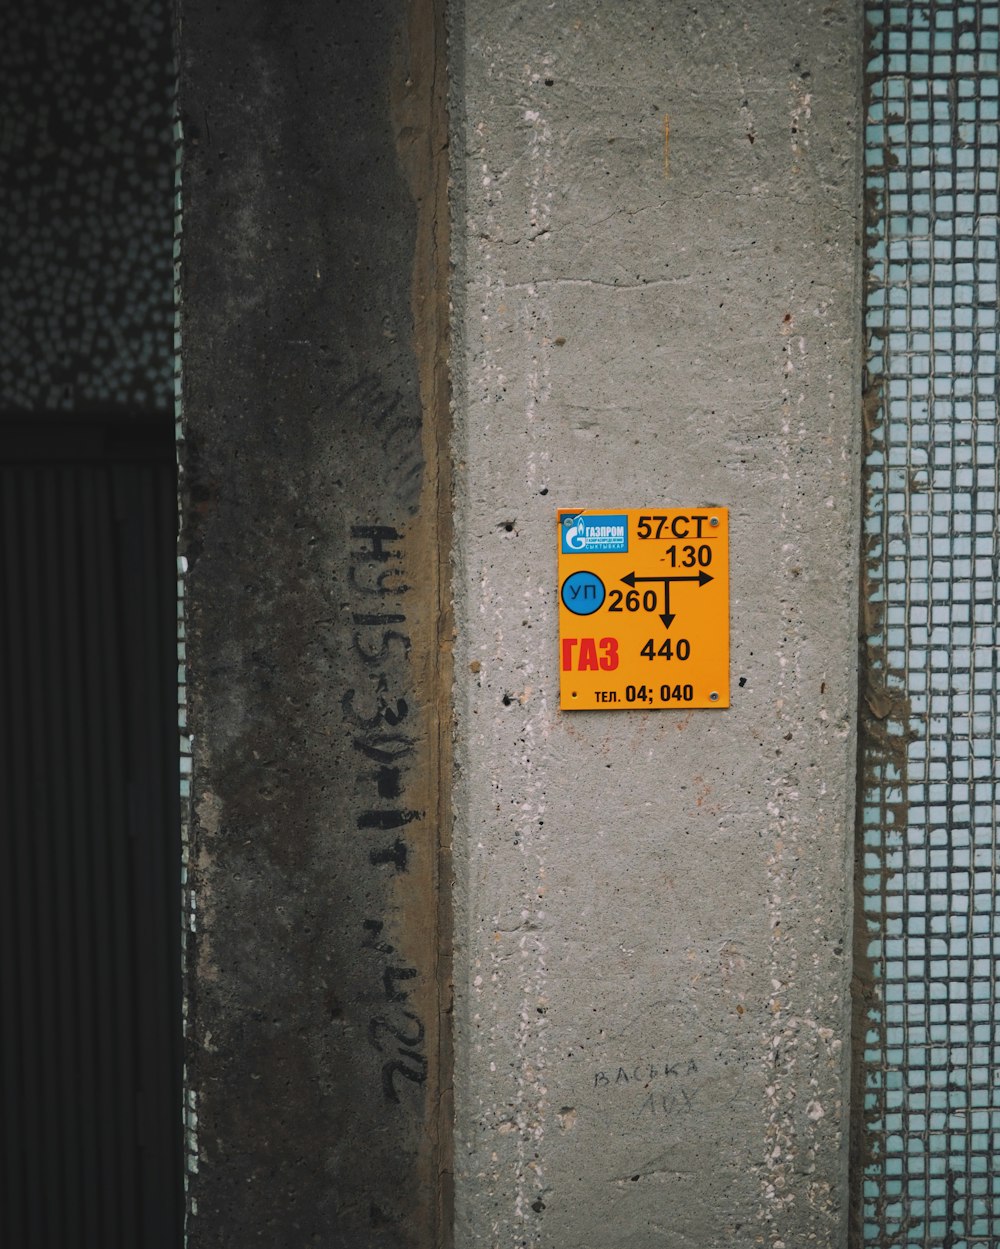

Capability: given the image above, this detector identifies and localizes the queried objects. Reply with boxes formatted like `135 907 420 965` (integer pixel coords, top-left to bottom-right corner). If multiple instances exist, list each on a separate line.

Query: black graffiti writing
357 809 423 830
383 966 419 1002
348 564 410 596
350 525 404 562
593 1058 699 1088
349 521 428 1106
369 840 408 871
352 733 416 765
342 683 410 730
375 767 402 798
369 1010 425 1052
370 1012 428 1100
362 918 394 954
381 1056 427 1104
353 628 411 664
636 1086 699 1119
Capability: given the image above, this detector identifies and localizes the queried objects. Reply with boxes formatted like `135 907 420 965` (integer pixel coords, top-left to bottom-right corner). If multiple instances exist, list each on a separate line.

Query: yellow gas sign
557 507 729 710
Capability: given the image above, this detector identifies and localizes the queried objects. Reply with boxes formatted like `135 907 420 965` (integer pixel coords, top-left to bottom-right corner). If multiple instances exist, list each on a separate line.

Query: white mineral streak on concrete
458 40 556 1247
503 62 554 1245
755 60 858 1245
758 304 808 1243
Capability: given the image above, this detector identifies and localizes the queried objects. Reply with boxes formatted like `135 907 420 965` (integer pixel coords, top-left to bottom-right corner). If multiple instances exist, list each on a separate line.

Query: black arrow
621 570 713 588
620 570 713 630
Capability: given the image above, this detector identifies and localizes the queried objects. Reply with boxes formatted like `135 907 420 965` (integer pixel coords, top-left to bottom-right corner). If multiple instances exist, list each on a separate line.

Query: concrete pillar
450 3 863 1246
179 2 451 1245
180 1 863 1243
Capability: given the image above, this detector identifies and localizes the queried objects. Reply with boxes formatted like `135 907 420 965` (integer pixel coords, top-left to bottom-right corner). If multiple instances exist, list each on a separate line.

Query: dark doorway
0 2 182 1245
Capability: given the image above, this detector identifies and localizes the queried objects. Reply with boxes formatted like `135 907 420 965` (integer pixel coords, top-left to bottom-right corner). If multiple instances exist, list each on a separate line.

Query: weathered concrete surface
179 2 451 1245
450 3 863 1246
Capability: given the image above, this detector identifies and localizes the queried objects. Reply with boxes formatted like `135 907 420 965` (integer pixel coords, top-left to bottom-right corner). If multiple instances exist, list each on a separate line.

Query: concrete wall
450 3 863 1247
179 0 863 1244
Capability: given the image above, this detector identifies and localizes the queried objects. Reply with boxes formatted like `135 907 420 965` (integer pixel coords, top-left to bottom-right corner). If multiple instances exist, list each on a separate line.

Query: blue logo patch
561 513 628 555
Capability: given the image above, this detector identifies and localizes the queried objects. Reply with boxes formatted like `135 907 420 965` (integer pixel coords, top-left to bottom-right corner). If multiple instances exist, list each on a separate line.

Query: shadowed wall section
178 3 451 1245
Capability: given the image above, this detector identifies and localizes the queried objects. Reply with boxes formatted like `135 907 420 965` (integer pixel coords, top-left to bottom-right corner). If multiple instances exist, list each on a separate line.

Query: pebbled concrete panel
179 2 450 1245
450 3 863 1246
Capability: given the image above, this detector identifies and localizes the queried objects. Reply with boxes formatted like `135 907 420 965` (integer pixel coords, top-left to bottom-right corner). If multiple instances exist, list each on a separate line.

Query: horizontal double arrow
620 570 713 630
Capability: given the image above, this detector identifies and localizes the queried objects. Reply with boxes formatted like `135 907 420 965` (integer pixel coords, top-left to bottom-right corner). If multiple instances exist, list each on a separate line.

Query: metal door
0 425 182 1248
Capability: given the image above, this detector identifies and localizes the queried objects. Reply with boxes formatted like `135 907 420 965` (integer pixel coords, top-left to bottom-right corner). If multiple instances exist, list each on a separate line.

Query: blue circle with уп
561 570 606 615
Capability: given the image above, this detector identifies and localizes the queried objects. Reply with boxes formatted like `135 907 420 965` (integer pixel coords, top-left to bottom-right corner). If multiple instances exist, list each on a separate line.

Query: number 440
640 637 690 661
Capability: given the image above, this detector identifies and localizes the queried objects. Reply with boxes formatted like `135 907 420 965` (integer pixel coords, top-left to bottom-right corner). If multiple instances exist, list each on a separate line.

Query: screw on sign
557 508 729 710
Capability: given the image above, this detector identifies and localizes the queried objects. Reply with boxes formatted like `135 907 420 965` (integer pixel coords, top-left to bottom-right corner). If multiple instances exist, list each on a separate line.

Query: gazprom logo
561 513 628 554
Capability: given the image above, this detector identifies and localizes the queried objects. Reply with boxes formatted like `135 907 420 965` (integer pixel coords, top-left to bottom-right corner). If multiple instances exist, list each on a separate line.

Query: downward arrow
619 570 713 632
659 581 676 630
